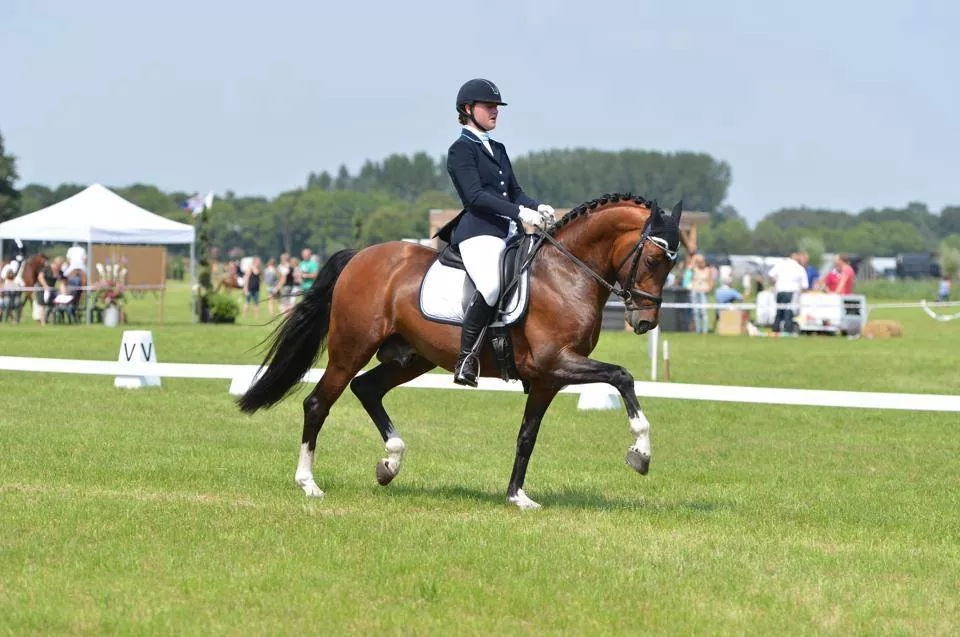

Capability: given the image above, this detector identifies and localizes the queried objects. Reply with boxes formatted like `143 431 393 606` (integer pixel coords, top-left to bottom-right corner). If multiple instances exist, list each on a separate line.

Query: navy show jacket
436 128 540 245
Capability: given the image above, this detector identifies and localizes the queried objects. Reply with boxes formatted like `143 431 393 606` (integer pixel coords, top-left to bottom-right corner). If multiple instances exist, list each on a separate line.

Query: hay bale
862 319 903 339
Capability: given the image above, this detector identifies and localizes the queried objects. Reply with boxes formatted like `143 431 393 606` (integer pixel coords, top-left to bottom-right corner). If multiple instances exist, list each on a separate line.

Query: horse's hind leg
350 354 436 486
296 343 381 497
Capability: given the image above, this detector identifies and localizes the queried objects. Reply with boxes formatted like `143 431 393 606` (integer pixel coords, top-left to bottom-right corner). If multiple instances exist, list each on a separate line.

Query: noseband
538 216 678 310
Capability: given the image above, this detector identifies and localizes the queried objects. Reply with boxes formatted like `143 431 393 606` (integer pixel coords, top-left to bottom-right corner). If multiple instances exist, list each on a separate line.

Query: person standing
834 254 856 295
298 248 318 300
436 78 554 387
242 256 262 319
689 254 714 333
937 274 951 302
768 253 809 333
263 257 279 316
278 253 296 313
797 252 819 290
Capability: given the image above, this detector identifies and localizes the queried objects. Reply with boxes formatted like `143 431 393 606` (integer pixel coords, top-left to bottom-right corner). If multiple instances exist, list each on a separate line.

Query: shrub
205 293 239 323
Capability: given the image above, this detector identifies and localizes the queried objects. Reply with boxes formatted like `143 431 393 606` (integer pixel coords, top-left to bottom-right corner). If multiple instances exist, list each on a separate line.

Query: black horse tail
237 249 357 414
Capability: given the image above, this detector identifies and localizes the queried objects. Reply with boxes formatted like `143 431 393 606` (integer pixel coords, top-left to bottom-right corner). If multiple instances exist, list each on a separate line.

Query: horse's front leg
507 383 560 509
553 352 651 475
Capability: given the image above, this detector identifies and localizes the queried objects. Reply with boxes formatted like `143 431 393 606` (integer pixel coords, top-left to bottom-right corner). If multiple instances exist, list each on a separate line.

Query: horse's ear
672 200 683 222
650 200 663 223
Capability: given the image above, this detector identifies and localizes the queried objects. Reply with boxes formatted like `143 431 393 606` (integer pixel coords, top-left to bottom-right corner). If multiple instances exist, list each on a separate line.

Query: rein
536 219 677 309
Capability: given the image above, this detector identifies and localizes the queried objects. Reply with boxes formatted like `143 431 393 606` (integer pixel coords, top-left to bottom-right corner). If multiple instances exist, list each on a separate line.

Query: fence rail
1 355 958 413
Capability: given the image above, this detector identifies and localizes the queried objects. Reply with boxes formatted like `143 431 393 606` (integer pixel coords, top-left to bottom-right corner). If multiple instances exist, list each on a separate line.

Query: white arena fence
1 355 958 413
3 284 166 293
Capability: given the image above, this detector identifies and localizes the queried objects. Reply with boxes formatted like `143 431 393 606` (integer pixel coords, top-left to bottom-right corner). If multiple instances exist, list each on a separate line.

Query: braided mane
549 193 652 235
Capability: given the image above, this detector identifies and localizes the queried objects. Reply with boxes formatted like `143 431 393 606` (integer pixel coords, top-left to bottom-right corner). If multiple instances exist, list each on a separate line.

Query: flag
181 192 213 217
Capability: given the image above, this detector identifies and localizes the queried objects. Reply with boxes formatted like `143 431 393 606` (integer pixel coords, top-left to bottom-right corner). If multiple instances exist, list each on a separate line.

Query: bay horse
239 194 681 509
214 261 245 293
11 252 47 319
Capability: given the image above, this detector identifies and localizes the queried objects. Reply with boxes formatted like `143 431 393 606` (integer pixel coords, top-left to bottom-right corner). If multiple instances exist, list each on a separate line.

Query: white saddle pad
419 261 531 327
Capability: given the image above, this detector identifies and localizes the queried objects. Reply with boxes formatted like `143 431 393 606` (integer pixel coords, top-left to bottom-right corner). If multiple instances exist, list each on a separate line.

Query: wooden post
159 248 166 325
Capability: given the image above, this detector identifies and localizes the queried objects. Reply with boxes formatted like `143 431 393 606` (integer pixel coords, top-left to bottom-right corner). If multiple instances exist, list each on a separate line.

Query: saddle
419 235 540 384
436 235 533 317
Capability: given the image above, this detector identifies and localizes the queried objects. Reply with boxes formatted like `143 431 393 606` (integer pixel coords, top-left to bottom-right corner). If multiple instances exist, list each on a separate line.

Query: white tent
0 183 197 321
0 183 195 244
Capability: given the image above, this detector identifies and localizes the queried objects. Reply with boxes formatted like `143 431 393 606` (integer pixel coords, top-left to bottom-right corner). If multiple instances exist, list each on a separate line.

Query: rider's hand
537 204 556 226
519 206 547 228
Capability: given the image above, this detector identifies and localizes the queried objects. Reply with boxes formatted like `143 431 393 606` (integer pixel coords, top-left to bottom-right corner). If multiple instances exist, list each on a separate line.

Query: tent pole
86 239 93 324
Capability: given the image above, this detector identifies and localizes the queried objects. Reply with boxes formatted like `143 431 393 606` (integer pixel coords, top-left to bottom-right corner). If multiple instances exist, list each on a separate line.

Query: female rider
442 78 555 387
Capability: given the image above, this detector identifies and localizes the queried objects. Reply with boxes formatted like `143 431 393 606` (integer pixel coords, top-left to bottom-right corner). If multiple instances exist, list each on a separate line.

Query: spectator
278 253 296 313
798 252 819 289
768 253 808 333
1 269 17 321
63 244 86 279
715 274 743 305
714 273 743 327
740 271 753 299
681 254 695 291
834 254 855 295
298 248 318 298
689 254 714 334
819 266 841 292
938 274 951 302
289 257 302 307
264 257 279 316
242 256 262 318
37 256 62 326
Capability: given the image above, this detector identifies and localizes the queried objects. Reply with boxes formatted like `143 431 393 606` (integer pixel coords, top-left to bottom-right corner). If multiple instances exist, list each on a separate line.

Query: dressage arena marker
1 355 959 413
115 330 161 389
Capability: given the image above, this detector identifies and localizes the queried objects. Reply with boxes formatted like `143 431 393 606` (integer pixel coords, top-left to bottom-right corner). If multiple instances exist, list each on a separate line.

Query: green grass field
1 283 959 635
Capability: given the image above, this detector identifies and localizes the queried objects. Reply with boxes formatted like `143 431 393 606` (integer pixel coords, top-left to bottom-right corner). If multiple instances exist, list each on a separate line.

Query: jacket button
500 181 505 185
499 170 503 175
502 192 507 196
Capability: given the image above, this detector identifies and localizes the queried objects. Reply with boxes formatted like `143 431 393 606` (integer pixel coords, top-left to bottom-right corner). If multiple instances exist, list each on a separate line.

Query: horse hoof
625 447 651 475
298 481 325 498
507 489 542 510
376 459 397 486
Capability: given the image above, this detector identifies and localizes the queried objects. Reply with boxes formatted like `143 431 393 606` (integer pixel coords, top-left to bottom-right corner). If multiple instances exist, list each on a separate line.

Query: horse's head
20 252 48 287
616 200 682 334
548 193 682 335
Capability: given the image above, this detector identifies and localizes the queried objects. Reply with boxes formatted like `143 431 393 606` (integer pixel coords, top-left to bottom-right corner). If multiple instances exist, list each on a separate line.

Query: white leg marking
628 411 652 458
295 442 324 498
383 437 406 475
508 489 542 510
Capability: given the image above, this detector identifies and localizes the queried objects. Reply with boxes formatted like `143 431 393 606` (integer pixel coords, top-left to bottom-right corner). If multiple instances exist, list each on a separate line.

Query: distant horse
12 252 47 319
239 194 681 509
214 261 245 293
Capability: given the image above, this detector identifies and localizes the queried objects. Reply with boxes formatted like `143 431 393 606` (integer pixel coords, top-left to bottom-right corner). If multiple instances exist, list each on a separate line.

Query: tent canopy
0 183 195 244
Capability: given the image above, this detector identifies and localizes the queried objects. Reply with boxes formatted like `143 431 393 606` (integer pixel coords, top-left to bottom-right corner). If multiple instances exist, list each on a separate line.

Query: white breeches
458 234 508 306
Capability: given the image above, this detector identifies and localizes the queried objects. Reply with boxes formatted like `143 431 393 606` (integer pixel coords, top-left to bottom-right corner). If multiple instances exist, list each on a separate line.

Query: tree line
2 128 958 264
697 202 960 259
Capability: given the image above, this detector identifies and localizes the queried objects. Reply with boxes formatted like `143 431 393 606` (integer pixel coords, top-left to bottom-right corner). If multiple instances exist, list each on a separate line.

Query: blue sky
2 0 957 222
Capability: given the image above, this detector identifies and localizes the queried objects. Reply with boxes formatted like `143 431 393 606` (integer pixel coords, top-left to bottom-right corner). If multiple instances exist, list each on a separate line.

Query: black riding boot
454 292 496 387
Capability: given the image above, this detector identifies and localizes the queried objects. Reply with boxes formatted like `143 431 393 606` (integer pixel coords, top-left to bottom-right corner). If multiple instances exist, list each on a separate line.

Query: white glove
537 204 556 226
518 206 547 228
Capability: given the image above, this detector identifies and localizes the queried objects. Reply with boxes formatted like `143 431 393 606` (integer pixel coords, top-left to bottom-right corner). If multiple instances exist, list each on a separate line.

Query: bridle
537 216 679 310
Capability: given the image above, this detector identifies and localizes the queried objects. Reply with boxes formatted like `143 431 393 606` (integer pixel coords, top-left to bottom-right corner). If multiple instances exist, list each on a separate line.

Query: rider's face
468 102 499 131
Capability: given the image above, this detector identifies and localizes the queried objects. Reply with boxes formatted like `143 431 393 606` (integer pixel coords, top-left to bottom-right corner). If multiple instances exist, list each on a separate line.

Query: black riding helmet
456 79 506 132
456 78 508 108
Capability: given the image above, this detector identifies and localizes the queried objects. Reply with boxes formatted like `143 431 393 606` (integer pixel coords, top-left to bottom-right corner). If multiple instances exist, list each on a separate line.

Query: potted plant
95 261 127 326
